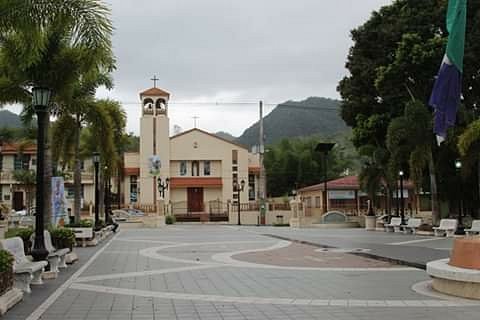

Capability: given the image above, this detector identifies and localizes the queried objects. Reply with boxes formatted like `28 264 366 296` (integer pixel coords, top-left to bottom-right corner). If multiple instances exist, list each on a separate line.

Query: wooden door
13 192 24 211
187 188 204 212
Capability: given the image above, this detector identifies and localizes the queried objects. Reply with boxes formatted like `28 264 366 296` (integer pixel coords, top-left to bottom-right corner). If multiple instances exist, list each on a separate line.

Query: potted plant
49 228 76 251
0 250 14 296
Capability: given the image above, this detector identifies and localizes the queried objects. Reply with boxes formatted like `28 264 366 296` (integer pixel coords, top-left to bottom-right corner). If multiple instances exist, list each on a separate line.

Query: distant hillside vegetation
0 110 22 128
235 97 347 147
215 131 237 141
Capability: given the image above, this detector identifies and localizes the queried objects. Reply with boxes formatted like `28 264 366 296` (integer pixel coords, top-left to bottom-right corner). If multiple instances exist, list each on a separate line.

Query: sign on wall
328 190 356 200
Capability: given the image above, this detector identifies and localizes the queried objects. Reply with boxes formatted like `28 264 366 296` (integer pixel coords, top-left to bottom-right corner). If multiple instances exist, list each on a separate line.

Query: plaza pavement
5 225 479 320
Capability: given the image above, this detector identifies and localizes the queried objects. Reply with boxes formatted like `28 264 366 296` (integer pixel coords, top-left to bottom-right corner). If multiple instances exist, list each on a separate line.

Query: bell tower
139 80 171 207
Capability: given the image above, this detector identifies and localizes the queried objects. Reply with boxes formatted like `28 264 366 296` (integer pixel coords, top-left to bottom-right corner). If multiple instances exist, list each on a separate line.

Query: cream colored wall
155 116 170 203
170 130 249 204
2 155 14 170
124 153 140 168
170 160 221 177
170 189 187 203
140 115 154 205
204 187 222 203
228 210 292 225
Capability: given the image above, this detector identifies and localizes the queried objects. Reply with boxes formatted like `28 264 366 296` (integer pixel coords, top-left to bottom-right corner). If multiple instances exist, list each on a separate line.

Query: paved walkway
7 226 479 320
242 227 454 268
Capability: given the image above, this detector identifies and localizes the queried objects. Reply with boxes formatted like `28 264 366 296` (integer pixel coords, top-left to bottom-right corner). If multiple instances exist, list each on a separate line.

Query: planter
364 215 377 231
0 272 13 297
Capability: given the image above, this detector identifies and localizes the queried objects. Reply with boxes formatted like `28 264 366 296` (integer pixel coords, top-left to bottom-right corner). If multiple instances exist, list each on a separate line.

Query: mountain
235 97 347 147
215 131 237 141
0 110 22 128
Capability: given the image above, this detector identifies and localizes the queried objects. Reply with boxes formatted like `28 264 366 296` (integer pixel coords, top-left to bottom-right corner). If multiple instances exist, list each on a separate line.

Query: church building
122 86 261 218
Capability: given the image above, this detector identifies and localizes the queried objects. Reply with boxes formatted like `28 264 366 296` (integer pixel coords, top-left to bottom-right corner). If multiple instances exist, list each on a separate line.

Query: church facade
122 86 261 217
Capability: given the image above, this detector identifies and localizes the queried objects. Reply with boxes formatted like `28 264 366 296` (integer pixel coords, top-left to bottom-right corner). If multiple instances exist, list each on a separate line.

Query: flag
429 0 467 144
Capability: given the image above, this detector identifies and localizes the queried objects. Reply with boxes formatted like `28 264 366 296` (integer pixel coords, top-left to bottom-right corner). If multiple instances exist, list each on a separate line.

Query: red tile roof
298 175 414 192
170 128 249 150
0 143 37 155
170 177 223 188
140 87 170 97
124 168 140 176
249 166 261 174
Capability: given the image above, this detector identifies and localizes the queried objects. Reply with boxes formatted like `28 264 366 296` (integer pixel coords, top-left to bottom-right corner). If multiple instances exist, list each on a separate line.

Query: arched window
155 99 167 114
192 161 199 176
143 98 154 114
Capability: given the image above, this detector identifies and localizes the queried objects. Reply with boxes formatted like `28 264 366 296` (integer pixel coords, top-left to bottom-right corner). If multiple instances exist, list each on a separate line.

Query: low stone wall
228 210 292 225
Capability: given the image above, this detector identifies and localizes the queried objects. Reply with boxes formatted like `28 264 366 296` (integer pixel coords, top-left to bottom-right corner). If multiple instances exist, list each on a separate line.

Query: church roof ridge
140 87 170 97
171 128 249 150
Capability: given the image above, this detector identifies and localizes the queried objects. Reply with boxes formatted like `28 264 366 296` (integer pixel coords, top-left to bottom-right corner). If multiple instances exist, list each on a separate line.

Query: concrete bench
385 217 402 233
0 237 47 293
465 220 480 236
433 219 458 237
44 231 69 270
401 218 422 235
71 228 93 247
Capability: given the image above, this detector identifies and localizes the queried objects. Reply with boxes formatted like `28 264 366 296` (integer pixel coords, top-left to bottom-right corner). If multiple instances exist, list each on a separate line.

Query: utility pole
259 101 267 225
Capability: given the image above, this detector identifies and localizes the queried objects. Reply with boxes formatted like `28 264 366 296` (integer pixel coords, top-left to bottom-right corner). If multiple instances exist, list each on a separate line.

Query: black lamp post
93 152 100 228
157 177 170 198
315 143 335 213
104 166 111 224
235 180 245 225
31 87 52 262
454 159 465 235
399 170 405 224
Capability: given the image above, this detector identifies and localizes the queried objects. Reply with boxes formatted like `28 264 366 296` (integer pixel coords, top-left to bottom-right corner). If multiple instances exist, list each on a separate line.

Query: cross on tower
151 75 159 88
193 116 200 128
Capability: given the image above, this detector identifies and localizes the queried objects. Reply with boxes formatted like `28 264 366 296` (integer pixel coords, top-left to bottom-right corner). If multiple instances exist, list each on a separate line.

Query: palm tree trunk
428 148 440 225
73 117 82 222
477 158 480 218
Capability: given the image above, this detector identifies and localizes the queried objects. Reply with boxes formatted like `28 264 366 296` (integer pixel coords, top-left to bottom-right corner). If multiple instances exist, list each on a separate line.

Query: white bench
0 237 48 293
401 218 422 235
31 231 69 274
385 217 402 232
71 228 93 247
433 219 458 237
465 220 480 236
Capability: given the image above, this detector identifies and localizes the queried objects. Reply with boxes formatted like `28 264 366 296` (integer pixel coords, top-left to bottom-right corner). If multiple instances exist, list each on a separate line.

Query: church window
232 150 238 165
204 161 211 176
180 161 187 176
192 161 199 176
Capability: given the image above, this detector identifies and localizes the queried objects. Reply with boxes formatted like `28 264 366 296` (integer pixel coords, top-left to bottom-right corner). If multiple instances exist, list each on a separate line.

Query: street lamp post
235 180 245 225
31 87 52 262
93 152 100 228
315 143 335 214
399 170 405 225
104 166 111 224
454 159 465 235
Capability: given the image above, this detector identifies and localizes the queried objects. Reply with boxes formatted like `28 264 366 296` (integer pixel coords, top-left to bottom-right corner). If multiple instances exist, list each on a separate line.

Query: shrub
0 250 14 295
49 228 75 251
5 228 34 255
65 219 93 228
273 223 290 227
165 215 176 225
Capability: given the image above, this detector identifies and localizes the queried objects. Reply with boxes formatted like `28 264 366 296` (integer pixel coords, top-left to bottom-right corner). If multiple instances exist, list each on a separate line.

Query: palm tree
0 0 114 225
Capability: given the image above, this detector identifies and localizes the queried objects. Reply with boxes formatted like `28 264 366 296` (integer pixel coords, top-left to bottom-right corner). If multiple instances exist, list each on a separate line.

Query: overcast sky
6 0 392 136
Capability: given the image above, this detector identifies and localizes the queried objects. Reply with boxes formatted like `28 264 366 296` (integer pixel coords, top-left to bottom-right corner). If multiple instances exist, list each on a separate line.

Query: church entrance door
187 188 204 213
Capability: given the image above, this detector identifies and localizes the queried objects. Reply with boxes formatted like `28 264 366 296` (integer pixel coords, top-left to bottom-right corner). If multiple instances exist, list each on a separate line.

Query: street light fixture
93 152 100 228
315 143 335 213
235 180 245 225
31 87 52 262
157 177 170 198
454 159 465 235
399 170 405 225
